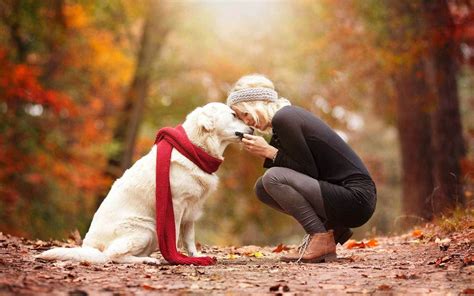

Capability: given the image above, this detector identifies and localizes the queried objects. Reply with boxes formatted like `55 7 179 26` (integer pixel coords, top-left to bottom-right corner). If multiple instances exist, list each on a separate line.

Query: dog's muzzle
235 128 254 140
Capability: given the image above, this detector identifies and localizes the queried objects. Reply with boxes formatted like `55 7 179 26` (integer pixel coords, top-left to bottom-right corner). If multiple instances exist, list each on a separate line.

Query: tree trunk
393 62 435 221
108 0 168 178
423 0 466 213
386 1 466 221
43 0 67 80
8 1 28 62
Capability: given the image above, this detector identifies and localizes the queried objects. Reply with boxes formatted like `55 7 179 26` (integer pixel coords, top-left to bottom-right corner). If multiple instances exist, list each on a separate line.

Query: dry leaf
345 240 366 249
142 284 163 290
272 243 291 253
346 239 378 249
247 251 264 258
269 284 290 292
366 239 379 247
378 284 391 291
435 255 451 267
411 229 423 239
346 240 363 249
224 253 239 260
463 255 474 266
395 273 419 280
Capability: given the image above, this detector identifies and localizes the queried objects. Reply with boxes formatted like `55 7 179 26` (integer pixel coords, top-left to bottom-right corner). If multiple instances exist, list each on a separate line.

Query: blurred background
0 0 472 246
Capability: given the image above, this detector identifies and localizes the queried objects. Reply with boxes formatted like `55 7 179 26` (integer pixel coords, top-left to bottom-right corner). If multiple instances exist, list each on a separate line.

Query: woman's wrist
266 147 278 161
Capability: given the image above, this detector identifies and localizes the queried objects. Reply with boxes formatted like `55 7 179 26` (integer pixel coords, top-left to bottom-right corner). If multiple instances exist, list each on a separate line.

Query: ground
0 225 472 295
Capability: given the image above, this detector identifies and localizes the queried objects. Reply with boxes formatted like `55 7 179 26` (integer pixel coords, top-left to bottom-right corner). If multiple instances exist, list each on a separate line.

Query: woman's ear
197 107 215 132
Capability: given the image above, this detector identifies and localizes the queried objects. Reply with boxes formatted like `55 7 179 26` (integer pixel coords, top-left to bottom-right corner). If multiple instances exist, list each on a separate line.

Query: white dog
39 102 252 264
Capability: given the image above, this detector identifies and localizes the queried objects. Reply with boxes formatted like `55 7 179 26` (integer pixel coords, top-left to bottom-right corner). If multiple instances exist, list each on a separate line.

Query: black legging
255 167 327 234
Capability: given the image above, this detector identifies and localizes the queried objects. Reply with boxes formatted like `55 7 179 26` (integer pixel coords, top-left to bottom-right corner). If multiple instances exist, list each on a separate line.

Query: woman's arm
241 108 319 179
241 134 309 173
263 148 307 172
270 108 319 178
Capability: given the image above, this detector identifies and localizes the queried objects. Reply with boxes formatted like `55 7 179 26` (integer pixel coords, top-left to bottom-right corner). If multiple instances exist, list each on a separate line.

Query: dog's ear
197 107 215 132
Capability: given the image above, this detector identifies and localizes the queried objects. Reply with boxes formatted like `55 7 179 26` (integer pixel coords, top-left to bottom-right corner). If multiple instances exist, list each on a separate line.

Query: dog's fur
38 103 252 264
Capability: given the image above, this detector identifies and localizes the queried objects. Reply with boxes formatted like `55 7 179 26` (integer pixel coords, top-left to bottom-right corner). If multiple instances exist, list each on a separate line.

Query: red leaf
272 243 291 253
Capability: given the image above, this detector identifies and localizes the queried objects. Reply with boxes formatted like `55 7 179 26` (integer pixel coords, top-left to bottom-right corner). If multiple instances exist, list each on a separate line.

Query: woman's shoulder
273 105 313 125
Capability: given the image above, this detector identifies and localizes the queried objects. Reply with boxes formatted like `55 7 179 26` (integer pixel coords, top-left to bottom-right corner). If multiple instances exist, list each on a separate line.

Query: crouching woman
227 74 377 263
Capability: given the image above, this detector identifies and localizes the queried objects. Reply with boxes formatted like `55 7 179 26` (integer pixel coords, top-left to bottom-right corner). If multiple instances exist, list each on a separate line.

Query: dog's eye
232 113 237 118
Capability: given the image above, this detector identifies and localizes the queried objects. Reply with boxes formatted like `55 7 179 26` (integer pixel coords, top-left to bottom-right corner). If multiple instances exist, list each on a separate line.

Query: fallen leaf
142 284 164 290
378 284 391 291
366 239 379 247
411 229 423 239
346 239 365 249
247 251 264 258
269 284 290 292
463 255 474 266
68 289 88 296
196 242 202 251
435 255 451 268
224 253 240 260
272 243 291 253
463 288 474 294
345 239 378 249
395 273 419 280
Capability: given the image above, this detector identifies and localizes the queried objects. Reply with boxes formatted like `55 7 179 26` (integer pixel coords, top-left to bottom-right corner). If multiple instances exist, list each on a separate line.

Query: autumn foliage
0 1 472 244
0 2 133 238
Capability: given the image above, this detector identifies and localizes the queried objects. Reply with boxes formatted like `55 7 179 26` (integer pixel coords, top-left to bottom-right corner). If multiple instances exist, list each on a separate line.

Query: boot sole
300 253 337 263
280 253 337 263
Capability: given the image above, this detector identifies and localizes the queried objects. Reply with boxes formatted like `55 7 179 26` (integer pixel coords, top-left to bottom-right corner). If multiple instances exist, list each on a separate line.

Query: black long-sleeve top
263 105 376 226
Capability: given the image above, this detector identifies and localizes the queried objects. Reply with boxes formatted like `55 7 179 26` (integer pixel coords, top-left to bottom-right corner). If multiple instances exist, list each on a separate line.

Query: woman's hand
242 134 278 160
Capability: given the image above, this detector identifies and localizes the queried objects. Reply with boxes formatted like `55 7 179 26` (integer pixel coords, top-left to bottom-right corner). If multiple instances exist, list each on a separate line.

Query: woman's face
232 106 269 131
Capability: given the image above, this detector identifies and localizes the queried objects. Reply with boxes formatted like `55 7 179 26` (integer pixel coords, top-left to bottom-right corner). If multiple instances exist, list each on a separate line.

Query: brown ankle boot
281 231 337 263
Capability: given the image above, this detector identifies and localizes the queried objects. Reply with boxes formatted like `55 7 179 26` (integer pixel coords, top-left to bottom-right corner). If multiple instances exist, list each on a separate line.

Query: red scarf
155 125 222 265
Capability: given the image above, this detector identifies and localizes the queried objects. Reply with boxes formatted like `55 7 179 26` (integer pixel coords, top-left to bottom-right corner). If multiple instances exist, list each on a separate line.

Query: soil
0 226 472 295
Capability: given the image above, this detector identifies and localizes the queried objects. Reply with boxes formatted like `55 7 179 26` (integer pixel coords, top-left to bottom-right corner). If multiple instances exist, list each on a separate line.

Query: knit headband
226 87 278 106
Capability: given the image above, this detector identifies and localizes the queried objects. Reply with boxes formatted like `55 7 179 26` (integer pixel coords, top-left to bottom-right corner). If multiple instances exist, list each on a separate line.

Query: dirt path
0 227 472 295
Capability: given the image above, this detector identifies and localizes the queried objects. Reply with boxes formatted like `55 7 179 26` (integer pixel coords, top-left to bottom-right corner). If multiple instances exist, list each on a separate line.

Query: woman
227 74 377 263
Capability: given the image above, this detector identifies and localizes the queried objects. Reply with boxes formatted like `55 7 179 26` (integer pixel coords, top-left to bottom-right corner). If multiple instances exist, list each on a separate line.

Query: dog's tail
37 246 108 263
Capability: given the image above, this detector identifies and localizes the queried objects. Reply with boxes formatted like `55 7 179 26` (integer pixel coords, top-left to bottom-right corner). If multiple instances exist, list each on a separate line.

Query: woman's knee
254 177 271 204
254 177 288 213
254 178 265 199
261 167 289 191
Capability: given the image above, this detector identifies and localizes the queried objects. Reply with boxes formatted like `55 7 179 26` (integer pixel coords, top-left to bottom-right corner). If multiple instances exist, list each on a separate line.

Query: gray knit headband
226 87 278 106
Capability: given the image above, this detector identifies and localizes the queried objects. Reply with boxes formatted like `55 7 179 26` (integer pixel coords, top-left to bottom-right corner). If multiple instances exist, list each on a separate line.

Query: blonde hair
230 74 291 133
231 74 275 92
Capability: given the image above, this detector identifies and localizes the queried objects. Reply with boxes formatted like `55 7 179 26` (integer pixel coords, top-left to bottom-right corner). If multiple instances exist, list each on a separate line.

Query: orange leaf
272 243 291 253
345 239 366 249
412 229 423 238
346 239 379 249
366 239 379 247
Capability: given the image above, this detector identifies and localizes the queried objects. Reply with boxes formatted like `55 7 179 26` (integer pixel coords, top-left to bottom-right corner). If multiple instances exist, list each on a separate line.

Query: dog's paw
142 257 161 265
189 251 204 257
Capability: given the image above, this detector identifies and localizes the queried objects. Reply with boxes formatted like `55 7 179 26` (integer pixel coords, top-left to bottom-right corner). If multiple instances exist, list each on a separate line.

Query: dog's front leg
182 221 200 257
173 202 185 249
